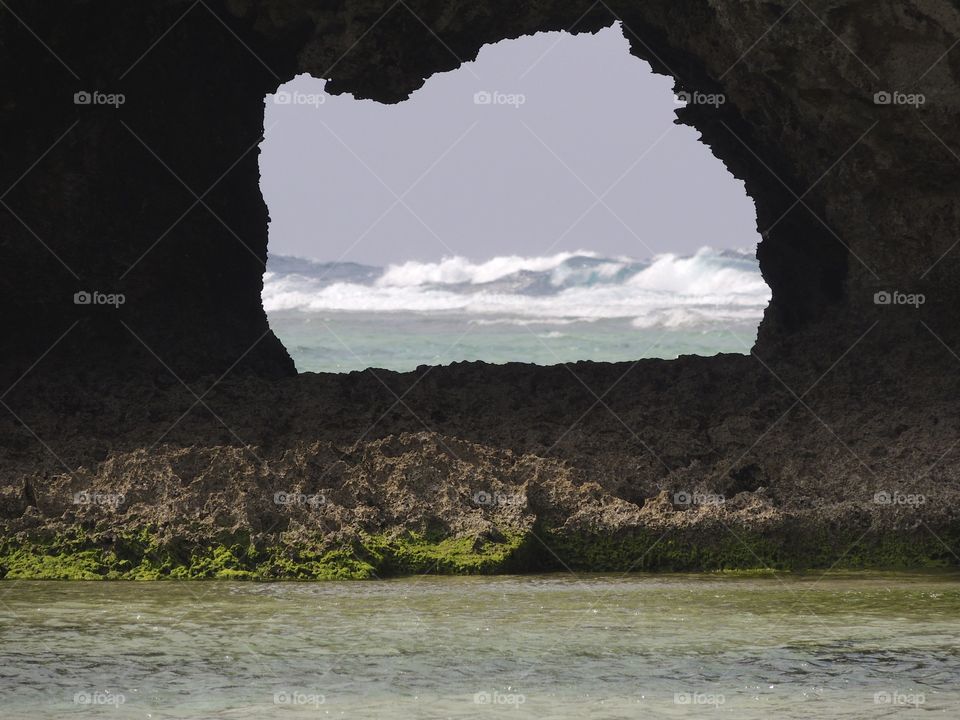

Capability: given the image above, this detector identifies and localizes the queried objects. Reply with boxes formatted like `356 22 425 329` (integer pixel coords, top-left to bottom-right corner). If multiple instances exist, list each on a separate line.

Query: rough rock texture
4 0 960 377
2 1 960 575
2 350 958 576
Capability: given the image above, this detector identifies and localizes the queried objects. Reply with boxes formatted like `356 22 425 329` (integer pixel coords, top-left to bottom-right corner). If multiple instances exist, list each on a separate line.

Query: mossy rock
0 522 956 580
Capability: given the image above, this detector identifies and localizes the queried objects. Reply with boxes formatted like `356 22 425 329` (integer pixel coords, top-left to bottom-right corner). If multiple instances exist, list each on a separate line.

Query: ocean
262 247 771 373
3 573 958 719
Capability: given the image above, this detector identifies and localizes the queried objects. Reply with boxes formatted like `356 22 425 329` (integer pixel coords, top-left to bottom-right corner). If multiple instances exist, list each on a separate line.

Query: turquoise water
269 311 760 373
2 573 958 719
262 249 769 373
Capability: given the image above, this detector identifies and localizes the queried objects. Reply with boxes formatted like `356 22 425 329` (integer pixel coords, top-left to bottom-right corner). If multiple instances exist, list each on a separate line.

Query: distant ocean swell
263 247 770 328
262 248 770 372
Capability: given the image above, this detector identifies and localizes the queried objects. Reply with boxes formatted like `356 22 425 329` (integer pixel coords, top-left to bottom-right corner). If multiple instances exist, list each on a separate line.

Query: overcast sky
260 23 759 266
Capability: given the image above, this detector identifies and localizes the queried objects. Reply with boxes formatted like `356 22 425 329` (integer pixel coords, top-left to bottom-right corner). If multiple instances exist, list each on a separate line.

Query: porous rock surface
1 1 959 573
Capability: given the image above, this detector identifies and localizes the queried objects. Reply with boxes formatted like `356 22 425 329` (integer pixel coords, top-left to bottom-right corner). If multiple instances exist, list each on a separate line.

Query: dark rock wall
3 1 960 571
3 0 960 379
0 2 304 382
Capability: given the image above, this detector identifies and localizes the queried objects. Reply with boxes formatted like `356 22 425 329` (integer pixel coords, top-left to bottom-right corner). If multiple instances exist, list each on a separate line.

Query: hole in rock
259 23 769 374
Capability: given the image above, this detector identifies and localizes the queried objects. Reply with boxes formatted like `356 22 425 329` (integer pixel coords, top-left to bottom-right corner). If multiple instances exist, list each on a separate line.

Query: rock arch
2 0 959 380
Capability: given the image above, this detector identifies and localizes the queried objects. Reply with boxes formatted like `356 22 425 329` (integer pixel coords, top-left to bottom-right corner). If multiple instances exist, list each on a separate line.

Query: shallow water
1 572 958 719
269 311 761 373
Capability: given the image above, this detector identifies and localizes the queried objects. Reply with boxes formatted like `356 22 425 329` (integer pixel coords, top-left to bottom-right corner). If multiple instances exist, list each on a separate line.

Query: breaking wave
262 247 770 330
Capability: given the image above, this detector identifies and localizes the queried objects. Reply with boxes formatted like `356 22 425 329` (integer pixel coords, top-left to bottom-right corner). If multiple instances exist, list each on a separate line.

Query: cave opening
259 23 769 374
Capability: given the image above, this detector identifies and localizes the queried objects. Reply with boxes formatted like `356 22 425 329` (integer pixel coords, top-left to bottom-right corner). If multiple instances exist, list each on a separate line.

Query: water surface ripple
1 572 958 718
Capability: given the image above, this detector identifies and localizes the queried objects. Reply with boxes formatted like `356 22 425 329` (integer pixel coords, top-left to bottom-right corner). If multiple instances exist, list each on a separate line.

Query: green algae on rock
3 522 957 580
0 528 530 581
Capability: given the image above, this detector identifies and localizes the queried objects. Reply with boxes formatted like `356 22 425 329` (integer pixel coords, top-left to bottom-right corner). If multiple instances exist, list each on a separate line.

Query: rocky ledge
2 1 960 577
2 347 958 579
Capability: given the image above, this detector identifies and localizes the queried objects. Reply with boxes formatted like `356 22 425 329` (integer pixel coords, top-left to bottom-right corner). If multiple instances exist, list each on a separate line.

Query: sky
259 23 760 266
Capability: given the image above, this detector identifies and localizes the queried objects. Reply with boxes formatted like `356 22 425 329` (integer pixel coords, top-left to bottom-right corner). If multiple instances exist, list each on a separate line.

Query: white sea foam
262 247 770 329
376 251 595 287
627 247 769 296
